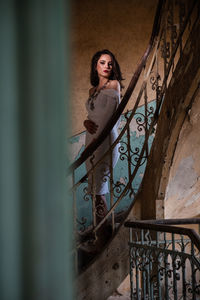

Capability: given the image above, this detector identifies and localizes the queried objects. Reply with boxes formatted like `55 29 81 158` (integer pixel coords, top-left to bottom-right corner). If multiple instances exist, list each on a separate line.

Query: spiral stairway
69 1 200 299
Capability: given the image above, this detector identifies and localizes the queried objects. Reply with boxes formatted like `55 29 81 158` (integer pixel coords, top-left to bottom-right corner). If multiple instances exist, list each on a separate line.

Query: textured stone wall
165 89 200 218
70 0 157 135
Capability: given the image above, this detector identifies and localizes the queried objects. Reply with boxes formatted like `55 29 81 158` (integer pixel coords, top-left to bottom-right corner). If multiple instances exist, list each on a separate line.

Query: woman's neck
97 78 109 90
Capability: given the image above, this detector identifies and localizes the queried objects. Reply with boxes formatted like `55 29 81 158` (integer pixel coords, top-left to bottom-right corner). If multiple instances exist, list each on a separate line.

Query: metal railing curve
125 218 200 299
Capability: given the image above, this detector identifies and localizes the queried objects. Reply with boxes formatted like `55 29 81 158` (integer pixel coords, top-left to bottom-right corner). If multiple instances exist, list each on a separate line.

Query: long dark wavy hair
90 49 124 89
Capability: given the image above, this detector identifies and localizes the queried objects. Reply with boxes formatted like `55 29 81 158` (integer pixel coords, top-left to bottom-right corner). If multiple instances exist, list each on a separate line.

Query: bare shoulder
89 87 96 96
108 80 120 92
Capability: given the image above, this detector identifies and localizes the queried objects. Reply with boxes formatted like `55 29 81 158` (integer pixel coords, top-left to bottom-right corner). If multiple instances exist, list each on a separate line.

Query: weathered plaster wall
165 89 200 218
70 0 157 135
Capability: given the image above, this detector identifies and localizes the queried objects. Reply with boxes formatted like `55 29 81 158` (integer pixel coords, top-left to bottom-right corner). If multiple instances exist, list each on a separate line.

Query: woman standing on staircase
83 49 123 225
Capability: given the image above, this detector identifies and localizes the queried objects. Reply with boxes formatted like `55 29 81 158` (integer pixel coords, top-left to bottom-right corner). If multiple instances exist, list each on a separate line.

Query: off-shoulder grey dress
85 88 120 195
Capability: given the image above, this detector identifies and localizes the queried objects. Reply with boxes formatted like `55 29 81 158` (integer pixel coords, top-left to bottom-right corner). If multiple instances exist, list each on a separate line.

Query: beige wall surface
165 90 200 219
70 0 158 135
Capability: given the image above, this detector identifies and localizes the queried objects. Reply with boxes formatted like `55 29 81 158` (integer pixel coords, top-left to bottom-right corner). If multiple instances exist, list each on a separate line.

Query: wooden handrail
69 0 165 173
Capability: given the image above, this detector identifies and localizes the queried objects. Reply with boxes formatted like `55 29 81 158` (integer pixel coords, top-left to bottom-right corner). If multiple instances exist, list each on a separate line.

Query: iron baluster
72 171 78 274
126 122 132 189
129 228 135 300
191 242 197 300
135 247 140 300
163 3 170 82
155 46 161 113
181 234 187 300
172 233 178 300
149 232 154 300
91 158 97 231
141 229 147 299
146 246 151 299
164 232 170 300
156 231 162 299
144 83 149 159
109 135 115 233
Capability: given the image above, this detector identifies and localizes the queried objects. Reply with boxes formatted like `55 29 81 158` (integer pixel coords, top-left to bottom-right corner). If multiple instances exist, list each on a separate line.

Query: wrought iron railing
125 218 200 300
69 0 200 270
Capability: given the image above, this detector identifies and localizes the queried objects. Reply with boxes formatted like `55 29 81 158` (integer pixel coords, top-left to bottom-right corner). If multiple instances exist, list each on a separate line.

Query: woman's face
96 54 113 79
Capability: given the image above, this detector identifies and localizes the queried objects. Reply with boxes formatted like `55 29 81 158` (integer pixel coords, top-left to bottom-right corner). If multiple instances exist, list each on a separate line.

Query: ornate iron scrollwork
76 216 87 232
128 225 200 300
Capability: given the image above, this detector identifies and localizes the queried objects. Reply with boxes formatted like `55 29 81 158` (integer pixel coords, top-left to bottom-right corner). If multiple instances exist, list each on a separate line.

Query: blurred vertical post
0 0 73 299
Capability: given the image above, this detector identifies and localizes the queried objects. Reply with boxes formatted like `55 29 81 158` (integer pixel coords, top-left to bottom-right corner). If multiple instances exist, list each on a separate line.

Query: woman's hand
83 119 98 134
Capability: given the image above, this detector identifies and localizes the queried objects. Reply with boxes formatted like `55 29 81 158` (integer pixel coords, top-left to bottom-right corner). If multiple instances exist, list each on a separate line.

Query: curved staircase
69 1 200 299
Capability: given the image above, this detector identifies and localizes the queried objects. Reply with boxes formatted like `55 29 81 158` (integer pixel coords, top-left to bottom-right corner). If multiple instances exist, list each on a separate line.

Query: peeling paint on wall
69 133 85 162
